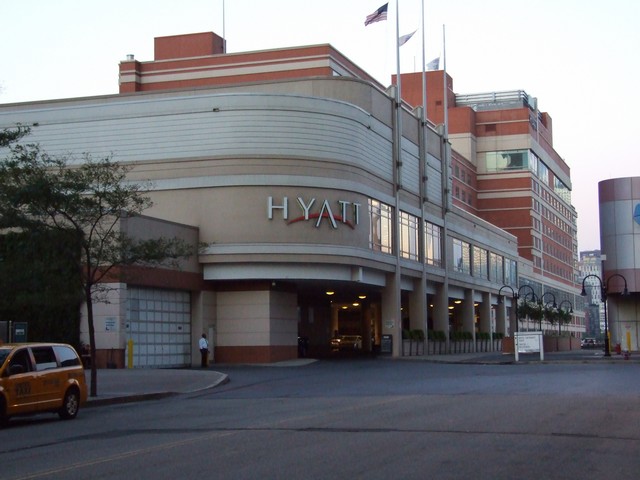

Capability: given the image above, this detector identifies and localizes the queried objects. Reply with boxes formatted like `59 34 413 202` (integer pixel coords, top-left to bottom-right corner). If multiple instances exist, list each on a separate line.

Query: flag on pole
427 57 440 71
365 3 388 26
398 30 417 47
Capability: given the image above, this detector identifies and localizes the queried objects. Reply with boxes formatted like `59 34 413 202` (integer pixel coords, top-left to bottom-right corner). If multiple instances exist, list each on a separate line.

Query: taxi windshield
0 348 11 366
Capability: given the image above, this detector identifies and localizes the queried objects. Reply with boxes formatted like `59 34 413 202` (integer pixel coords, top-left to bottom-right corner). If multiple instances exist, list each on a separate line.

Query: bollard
128 338 134 368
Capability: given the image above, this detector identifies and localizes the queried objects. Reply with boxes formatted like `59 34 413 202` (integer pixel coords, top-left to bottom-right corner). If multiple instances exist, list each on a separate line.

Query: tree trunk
86 284 98 397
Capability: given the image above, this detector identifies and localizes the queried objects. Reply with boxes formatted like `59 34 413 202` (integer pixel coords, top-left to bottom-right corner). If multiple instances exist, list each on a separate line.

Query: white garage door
126 287 191 368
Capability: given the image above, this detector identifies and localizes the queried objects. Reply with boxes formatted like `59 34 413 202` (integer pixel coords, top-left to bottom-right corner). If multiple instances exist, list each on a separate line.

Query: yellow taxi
0 343 88 425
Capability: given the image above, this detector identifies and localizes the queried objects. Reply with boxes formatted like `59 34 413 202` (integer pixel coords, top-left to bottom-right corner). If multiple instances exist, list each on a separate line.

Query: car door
4 348 38 414
30 346 62 408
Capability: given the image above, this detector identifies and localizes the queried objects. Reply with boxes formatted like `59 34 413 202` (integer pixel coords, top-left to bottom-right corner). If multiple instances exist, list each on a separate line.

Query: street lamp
499 284 536 334
581 273 629 357
540 292 557 332
557 300 573 336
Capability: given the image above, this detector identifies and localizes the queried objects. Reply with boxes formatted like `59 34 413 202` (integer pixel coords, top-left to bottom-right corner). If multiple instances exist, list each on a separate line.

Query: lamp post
581 273 629 357
558 300 573 336
540 292 557 332
499 284 536 335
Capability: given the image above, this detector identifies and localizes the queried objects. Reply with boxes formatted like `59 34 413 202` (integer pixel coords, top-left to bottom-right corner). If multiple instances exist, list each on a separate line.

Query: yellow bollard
626 331 632 353
128 338 134 369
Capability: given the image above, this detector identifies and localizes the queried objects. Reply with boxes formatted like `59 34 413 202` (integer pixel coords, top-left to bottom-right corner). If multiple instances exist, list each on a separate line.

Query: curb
84 373 230 408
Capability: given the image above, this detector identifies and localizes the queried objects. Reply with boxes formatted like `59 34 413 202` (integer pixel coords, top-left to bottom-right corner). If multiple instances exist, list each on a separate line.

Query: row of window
369 199 516 285
486 150 571 210
452 239 518 285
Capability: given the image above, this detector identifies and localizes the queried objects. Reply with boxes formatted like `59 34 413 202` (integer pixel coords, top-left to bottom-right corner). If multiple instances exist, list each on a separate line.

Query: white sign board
514 332 544 361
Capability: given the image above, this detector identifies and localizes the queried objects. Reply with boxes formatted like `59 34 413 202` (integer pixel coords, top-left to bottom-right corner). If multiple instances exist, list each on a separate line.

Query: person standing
199 333 209 368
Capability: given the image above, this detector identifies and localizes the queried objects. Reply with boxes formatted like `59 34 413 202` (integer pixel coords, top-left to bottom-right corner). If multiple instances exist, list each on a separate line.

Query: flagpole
392 0 403 358
442 24 448 139
222 0 226 53
395 0 402 107
419 0 429 340
442 24 450 213
421 0 426 121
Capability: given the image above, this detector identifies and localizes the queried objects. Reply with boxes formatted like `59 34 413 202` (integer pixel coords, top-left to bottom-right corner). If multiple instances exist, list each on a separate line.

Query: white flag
398 30 417 47
427 57 440 70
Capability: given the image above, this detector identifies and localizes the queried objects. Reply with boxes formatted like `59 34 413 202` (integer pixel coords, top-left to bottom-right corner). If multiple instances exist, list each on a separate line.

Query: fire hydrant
624 351 630 360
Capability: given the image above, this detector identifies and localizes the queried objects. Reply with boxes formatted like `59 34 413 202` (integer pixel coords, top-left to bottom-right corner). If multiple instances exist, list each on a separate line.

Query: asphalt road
2 358 640 479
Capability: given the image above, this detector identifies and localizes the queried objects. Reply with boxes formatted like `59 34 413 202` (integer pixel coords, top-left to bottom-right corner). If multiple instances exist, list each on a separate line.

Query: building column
433 283 449 350
478 291 493 351
381 272 402 357
496 298 508 337
191 290 217 366
409 277 427 333
462 289 476 351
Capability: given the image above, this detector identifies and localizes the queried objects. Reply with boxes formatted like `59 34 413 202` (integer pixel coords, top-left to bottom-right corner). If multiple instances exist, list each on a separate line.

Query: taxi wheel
59 388 80 420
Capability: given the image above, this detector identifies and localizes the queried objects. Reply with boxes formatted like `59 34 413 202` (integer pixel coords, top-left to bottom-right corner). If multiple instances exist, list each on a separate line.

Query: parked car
0 343 88 425
331 335 363 351
581 338 597 349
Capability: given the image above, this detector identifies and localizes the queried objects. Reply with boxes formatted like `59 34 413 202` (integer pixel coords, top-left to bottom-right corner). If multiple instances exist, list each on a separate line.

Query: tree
0 128 198 396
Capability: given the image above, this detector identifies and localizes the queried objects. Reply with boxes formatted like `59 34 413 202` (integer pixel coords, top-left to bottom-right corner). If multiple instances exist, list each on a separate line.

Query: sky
1 0 639 252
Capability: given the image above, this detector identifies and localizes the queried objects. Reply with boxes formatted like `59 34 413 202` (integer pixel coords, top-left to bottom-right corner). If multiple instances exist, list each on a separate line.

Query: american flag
365 3 388 26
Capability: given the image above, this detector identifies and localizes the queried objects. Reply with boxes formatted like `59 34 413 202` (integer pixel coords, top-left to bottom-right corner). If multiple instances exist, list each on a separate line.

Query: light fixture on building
326 291 335 296
454 300 462 304
352 302 360 307
358 295 367 299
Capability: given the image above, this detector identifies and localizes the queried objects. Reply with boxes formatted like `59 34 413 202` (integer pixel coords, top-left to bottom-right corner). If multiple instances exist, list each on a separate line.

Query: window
485 150 529 172
453 239 471 275
425 222 442 267
554 176 572 204
489 253 504 284
32 346 58 371
54 345 81 367
538 161 549 186
9 349 33 373
399 211 419 261
369 199 393 254
473 246 488 279
504 258 517 286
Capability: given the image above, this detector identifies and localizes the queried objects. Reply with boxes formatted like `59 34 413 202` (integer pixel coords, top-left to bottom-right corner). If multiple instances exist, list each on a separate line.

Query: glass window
32 346 58 371
399 211 419 261
369 199 393 254
453 239 471 275
489 253 504 284
485 150 529 172
425 222 442 267
473 246 488 279
54 345 81 367
538 161 549 186
504 258 513 286
554 176 572 204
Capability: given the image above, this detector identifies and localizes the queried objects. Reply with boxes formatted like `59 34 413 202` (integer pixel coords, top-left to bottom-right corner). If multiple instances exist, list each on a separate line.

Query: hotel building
0 32 582 367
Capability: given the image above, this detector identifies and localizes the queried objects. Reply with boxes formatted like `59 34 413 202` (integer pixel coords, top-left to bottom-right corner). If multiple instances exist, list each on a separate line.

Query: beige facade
0 36 526 366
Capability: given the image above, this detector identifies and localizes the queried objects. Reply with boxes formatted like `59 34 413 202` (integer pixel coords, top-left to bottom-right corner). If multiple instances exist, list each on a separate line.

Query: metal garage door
126 287 191 368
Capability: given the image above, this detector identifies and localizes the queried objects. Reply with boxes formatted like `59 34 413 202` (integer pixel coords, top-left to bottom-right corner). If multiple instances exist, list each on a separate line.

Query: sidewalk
400 349 640 364
84 367 229 407
83 358 317 407
83 351 639 407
